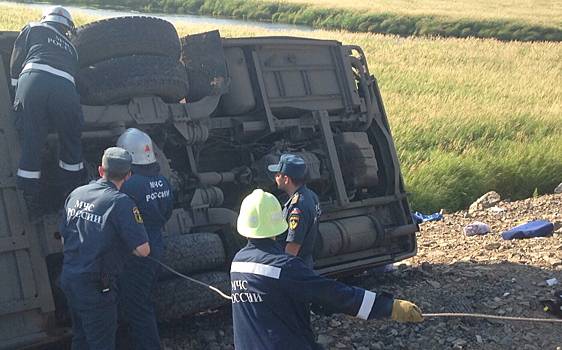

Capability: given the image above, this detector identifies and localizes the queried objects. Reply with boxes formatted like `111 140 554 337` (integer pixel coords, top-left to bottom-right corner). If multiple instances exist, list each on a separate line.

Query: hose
423 313 562 323
147 256 232 300
147 258 561 323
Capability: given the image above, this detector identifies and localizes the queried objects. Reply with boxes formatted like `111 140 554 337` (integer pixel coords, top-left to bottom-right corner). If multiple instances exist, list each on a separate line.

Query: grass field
263 0 562 27
2 3 561 212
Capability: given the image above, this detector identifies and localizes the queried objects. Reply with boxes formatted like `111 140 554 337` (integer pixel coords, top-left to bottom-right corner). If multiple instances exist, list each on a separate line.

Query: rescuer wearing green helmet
231 189 423 349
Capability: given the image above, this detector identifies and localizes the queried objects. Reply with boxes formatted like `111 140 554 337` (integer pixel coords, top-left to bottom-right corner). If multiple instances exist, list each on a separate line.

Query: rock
317 334 334 347
453 339 467 346
427 280 441 288
499 336 512 346
554 183 562 194
485 242 501 250
469 191 501 214
488 206 506 213
476 335 483 343
329 319 341 327
421 261 433 272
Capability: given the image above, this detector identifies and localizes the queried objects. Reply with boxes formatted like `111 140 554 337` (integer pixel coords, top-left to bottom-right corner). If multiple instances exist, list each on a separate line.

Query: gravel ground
158 194 562 350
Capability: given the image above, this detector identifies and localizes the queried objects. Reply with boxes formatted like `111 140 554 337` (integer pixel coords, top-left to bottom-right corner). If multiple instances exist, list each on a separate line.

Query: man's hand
391 299 424 323
133 242 150 257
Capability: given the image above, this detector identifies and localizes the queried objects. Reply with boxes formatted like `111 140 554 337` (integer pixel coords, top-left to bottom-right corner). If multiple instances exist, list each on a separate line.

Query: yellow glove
391 299 424 323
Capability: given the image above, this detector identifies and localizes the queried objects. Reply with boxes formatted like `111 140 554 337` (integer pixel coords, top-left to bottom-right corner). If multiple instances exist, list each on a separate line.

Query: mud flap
180 30 228 102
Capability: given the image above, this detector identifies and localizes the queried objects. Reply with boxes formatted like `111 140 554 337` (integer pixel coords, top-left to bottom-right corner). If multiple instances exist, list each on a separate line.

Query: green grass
260 0 562 28
2 3 561 212
7 0 562 42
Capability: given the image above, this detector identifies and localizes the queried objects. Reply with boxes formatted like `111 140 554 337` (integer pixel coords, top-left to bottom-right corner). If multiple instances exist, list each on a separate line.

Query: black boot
17 177 45 216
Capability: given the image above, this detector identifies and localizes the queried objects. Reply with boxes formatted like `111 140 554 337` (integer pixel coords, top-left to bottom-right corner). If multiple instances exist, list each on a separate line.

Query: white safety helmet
116 128 157 165
40 6 75 31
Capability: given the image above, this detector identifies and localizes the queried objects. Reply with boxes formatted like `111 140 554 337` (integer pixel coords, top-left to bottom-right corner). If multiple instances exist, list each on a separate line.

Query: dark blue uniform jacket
120 164 173 254
60 179 149 277
10 22 78 85
277 185 321 267
231 239 394 350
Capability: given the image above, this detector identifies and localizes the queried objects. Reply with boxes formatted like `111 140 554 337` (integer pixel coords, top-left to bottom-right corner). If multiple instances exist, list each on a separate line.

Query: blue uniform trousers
13 70 83 195
60 274 118 350
119 246 162 350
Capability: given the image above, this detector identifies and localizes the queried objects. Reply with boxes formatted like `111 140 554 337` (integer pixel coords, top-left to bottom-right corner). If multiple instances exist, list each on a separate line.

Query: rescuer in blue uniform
117 128 174 350
268 154 321 268
60 147 151 350
10 6 84 211
232 189 424 350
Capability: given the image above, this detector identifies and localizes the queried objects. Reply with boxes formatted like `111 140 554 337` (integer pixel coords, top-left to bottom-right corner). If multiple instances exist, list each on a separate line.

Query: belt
20 62 75 85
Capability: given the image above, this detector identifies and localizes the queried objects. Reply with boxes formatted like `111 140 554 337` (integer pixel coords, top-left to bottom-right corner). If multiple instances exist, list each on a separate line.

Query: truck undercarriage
0 25 416 349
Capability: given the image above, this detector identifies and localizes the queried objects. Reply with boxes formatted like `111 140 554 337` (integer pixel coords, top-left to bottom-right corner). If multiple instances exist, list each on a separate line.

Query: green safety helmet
237 189 288 239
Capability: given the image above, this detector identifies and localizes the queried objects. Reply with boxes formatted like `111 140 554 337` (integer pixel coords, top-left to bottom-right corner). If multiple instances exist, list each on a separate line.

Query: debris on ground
158 194 562 349
546 278 559 287
463 221 490 236
468 191 501 214
555 183 562 194
413 211 444 224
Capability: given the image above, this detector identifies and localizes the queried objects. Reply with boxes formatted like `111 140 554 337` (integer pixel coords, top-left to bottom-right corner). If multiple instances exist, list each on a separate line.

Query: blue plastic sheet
501 220 554 240
412 211 444 224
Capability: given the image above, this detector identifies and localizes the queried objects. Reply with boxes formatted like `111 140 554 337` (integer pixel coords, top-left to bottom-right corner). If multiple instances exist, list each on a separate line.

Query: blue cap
267 154 306 179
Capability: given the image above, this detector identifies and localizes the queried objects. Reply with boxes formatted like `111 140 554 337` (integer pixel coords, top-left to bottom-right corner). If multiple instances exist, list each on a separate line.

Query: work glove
391 299 424 323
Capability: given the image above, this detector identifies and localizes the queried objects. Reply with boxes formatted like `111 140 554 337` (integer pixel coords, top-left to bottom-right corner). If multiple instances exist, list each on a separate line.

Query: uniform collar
284 185 306 207
246 238 283 253
131 163 160 177
96 178 117 189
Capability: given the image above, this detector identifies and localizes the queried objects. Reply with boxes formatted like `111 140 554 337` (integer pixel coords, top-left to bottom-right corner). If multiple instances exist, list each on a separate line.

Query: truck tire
154 271 230 321
160 232 226 279
77 55 188 105
72 16 180 67
220 228 247 261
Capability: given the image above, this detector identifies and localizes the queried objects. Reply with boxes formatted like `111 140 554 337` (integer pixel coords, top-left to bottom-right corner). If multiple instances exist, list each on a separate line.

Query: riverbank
0 0 312 31
8 0 562 42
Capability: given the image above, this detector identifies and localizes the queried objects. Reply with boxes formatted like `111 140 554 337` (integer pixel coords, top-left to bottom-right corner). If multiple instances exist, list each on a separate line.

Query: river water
2 1 313 31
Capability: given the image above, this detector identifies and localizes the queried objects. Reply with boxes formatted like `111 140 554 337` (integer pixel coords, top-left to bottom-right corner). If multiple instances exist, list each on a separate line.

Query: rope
423 313 562 323
147 256 232 300
147 258 561 323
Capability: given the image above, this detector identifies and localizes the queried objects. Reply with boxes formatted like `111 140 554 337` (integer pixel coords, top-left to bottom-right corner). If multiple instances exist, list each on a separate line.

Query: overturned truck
0 17 417 349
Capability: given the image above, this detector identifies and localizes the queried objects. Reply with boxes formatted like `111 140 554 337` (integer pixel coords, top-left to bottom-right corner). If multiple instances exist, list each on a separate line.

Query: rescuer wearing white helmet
116 128 173 350
231 189 424 349
10 5 84 213
41 6 76 33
